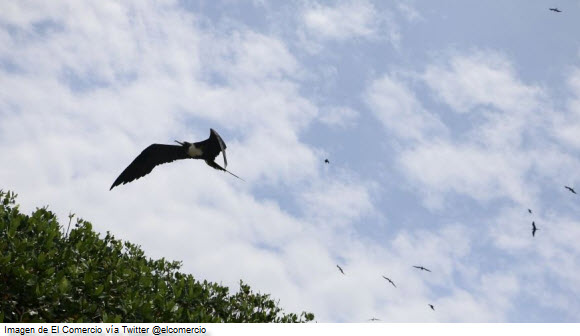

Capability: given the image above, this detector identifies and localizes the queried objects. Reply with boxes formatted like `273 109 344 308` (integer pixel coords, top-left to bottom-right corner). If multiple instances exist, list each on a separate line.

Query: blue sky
2 0 580 322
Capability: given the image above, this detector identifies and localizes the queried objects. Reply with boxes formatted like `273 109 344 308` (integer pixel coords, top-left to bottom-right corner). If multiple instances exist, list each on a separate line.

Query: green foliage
0 190 314 323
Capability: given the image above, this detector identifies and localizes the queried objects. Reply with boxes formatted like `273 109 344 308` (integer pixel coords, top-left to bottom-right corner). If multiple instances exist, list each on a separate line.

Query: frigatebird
549 8 562 12
324 159 330 164
368 317 380 322
413 266 431 272
428 304 435 311
110 129 242 190
565 186 577 194
336 265 345 275
382 276 396 288
528 209 532 214
532 221 539 237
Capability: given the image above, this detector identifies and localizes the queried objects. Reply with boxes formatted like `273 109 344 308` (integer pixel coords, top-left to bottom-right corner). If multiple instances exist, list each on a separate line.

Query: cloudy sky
2 0 580 322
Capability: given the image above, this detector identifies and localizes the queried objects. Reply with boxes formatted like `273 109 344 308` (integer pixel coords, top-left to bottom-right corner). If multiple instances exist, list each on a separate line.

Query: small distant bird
428 304 435 311
549 8 561 12
324 158 330 164
382 276 396 288
368 317 380 321
528 209 532 214
110 129 242 190
336 265 345 275
413 266 431 272
565 186 577 194
532 221 539 237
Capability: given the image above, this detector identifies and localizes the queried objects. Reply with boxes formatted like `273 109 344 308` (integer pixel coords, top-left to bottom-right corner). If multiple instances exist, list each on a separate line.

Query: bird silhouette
110 129 242 190
382 276 396 288
324 158 330 164
368 317 380 321
532 221 539 237
413 266 431 272
528 209 532 214
428 304 435 311
549 8 562 12
565 186 577 194
336 265 345 275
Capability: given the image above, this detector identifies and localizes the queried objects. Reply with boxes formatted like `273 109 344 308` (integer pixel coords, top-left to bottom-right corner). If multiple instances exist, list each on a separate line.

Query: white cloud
200 30 301 84
366 74 447 142
423 51 542 113
302 1 380 41
318 106 359 128
398 141 532 204
397 3 423 23
299 177 376 228
552 68 580 150
388 51 550 206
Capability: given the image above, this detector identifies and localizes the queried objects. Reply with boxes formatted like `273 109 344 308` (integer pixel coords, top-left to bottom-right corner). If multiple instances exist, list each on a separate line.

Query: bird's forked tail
205 160 245 181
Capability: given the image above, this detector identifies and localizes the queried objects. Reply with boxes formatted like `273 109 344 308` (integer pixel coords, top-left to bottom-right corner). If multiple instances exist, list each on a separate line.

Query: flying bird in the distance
324 158 330 164
413 266 431 272
565 186 577 194
528 209 532 214
549 7 562 12
110 129 242 190
428 304 435 311
532 221 539 237
336 265 345 275
382 276 396 288
368 317 380 322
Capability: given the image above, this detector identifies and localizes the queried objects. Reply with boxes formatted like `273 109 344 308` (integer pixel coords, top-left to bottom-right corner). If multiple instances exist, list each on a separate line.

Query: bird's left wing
110 144 188 190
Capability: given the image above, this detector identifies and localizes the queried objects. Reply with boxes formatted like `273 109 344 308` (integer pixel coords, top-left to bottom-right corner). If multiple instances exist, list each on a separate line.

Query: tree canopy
0 190 314 323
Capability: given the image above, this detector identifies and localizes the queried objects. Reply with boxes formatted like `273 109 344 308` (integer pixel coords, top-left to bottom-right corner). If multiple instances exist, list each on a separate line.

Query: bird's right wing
110 144 189 190
210 128 228 168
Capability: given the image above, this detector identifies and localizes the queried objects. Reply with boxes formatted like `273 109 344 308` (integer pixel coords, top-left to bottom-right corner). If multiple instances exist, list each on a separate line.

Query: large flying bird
336 265 345 275
413 266 431 272
565 186 576 194
110 129 241 190
532 221 539 237
382 276 396 288
549 8 562 12
428 304 435 311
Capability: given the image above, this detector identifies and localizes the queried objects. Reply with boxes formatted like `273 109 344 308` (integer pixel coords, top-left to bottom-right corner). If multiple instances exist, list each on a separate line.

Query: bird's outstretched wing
110 144 188 190
210 128 228 168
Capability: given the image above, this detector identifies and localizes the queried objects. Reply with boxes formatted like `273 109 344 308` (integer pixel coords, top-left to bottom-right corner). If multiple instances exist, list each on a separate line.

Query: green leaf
94 284 104 296
59 276 70 293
